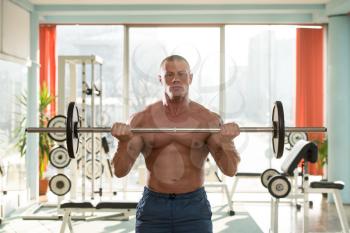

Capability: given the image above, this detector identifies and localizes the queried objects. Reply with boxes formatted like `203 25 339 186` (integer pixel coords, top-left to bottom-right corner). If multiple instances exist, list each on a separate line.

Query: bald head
160 55 191 73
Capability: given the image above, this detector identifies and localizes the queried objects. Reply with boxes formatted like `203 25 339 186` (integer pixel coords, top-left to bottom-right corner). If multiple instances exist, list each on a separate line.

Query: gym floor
0 182 348 233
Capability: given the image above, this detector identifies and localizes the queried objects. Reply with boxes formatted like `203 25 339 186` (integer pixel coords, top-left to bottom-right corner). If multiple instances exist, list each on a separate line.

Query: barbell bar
26 101 327 160
26 126 326 133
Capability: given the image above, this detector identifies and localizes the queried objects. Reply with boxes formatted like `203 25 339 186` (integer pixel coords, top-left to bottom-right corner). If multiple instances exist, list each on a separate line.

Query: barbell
26 101 327 159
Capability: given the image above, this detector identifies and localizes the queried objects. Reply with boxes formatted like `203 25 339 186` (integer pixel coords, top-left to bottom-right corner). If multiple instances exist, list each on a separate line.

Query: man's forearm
214 141 240 177
113 140 141 177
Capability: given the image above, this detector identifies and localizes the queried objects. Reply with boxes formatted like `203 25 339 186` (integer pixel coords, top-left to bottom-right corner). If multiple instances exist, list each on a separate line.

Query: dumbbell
261 168 291 199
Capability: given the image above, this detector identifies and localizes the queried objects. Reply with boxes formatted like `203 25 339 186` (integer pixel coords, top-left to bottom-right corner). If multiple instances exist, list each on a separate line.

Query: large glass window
56 25 297 189
129 27 221 114
56 25 126 191
0 60 28 191
128 27 221 188
225 25 296 172
56 25 125 124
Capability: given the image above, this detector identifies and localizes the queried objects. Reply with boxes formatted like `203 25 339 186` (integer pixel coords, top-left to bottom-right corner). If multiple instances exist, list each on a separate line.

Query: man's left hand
220 122 240 142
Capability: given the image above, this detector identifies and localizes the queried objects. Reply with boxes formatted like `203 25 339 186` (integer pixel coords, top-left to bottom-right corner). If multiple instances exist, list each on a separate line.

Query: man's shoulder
190 101 221 122
128 101 162 125
145 101 163 112
140 101 162 118
191 101 217 115
191 101 208 111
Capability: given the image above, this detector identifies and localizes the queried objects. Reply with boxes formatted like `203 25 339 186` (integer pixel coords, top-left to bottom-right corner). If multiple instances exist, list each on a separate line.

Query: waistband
143 186 205 200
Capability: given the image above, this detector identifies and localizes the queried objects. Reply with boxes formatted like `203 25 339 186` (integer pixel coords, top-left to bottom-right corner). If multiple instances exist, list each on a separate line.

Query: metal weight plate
267 175 291 199
284 132 290 145
49 146 71 169
272 101 285 159
85 159 104 180
47 115 67 142
260 168 280 188
85 136 101 154
288 132 308 147
49 174 71 196
66 102 80 159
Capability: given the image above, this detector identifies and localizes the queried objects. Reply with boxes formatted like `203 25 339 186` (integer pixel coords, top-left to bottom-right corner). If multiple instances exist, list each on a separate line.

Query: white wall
0 0 30 63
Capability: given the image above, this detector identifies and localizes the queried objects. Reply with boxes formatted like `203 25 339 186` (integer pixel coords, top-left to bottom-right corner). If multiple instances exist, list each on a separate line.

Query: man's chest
137 108 216 150
141 132 209 150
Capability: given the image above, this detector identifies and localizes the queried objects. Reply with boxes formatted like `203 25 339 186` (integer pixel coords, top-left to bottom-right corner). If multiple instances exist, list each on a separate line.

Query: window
129 27 221 114
0 59 28 190
56 25 297 188
56 25 125 124
225 25 296 171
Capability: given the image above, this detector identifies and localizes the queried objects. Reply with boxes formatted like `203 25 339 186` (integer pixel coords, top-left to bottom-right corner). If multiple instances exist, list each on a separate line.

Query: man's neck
162 95 191 117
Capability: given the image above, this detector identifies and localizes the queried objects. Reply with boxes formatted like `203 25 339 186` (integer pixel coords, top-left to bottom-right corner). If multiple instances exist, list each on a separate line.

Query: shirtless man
111 55 240 233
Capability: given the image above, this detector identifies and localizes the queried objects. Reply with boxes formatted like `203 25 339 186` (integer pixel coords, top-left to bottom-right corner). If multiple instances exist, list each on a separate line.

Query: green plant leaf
314 138 328 168
13 83 55 179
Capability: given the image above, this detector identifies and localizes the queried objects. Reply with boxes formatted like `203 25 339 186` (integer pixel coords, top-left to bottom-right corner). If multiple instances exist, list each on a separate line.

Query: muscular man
112 55 240 233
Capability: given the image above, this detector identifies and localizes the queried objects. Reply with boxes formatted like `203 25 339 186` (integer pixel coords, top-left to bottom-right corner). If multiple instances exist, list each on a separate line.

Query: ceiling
29 0 330 5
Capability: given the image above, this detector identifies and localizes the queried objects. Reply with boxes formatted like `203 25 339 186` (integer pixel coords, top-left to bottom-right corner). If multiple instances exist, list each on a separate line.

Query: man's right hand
111 122 133 142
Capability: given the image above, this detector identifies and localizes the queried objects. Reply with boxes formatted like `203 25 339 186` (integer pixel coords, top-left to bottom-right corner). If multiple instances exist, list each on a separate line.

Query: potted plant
313 137 328 198
14 84 54 195
317 137 328 179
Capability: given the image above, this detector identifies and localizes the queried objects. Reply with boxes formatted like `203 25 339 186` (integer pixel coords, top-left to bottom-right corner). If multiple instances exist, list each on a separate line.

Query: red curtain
296 28 324 175
39 25 56 116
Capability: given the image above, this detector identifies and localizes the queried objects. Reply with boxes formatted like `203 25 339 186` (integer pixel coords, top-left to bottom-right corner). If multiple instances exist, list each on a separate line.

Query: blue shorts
136 186 213 233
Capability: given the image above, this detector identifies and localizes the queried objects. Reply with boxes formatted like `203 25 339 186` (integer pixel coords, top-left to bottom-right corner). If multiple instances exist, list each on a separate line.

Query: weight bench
60 201 137 233
307 181 348 233
262 140 349 233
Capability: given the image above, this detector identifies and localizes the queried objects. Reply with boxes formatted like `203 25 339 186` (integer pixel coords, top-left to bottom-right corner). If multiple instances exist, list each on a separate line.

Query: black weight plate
272 101 285 159
66 102 80 159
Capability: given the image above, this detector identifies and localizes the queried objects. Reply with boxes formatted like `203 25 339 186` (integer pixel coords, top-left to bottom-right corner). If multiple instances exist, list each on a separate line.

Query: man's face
159 60 193 100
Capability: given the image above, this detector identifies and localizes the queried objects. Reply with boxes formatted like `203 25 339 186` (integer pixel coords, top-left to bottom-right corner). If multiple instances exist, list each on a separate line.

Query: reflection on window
56 25 124 125
55 25 298 186
56 25 127 191
225 25 296 172
129 27 220 114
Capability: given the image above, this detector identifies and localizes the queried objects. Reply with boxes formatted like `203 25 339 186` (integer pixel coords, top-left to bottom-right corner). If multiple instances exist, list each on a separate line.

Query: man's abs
144 141 208 194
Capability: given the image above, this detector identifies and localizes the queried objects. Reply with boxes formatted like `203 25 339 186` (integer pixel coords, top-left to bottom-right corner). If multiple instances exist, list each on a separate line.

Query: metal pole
91 57 95 200
81 61 87 202
26 126 327 134
285 127 327 132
